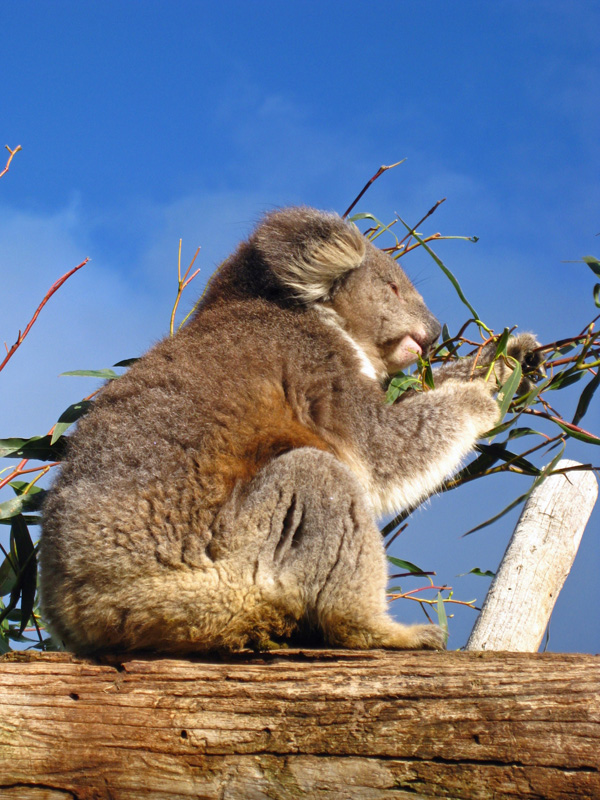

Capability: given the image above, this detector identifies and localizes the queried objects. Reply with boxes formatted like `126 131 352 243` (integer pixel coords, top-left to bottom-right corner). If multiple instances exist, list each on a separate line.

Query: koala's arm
431 333 543 391
341 376 500 516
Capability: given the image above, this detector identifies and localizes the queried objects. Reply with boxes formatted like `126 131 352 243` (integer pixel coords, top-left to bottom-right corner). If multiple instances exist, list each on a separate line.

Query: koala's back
40 297 365 638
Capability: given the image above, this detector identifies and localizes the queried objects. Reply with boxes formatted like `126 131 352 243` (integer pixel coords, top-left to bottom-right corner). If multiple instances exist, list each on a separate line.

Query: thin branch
396 198 447 250
0 258 89 374
0 144 22 180
170 244 201 337
342 160 405 219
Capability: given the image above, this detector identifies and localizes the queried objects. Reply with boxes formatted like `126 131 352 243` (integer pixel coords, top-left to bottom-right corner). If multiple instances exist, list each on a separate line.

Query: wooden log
466 459 598 652
0 649 598 800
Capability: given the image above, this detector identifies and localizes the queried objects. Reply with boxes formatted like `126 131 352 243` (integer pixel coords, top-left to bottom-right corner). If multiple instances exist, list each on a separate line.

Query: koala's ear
252 207 366 304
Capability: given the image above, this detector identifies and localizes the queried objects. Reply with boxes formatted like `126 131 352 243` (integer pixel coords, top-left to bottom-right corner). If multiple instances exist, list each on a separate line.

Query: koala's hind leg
246 448 445 651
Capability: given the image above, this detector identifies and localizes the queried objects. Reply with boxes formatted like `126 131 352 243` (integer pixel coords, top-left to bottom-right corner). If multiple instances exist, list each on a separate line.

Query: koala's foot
322 613 447 651
377 621 447 651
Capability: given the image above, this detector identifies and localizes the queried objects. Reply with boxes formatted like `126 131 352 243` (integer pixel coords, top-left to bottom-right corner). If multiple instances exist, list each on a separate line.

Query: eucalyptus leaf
385 373 420 403
9 515 37 635
60 368 119 380
554 419 600 445
0 492 45 521
497 361 522 420
582 255 600 277
0 515 42 527
0 435 66 461
493 328 511 358
463 491 529 536
546 369 585 391
466 567 495 578
476 443 540 476
113 358 139 367
572 369 600 427
507 426 546 440
50 400 93 444
0 556 16 595
387 555 426 574
435 592 448 636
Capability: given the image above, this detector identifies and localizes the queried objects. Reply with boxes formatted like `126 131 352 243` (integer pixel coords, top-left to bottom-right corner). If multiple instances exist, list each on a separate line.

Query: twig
342 160 405 219
0 145 22 180
169 242 201 337
396 198 446 250
0 258 89 374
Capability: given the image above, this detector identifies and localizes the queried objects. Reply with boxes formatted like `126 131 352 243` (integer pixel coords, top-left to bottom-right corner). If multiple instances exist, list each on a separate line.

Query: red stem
0 258 89 374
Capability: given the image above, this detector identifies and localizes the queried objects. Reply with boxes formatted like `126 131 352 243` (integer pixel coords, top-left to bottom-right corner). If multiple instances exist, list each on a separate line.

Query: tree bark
1 649 598 800
466 459 598 652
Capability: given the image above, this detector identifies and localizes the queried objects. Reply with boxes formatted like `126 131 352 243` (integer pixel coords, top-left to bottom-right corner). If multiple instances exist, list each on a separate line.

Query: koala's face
329 241 441 374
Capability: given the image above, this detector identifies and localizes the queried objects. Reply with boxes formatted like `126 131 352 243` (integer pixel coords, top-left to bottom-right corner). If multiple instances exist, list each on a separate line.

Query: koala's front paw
506 333 545 392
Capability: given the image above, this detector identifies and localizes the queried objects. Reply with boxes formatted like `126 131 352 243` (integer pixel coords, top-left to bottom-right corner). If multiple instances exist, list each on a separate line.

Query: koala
40 206 541 654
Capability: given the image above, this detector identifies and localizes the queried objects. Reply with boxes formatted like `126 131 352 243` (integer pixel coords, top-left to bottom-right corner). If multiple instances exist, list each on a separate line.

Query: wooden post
1 650 599 800
466 459 598 652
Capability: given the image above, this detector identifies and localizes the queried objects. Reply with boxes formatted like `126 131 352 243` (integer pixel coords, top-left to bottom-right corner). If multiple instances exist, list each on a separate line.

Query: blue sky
1 1 599 651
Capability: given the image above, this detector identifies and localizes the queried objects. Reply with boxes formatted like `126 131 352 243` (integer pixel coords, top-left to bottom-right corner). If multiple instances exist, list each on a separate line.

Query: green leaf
554 419 600 445
0 497 28 519
9 515 37 636
441 323 451 344
396 214 480 322
380 510 409 537
0 435 67 461
463 491 529 536
423 361 435 390
113 358 139 367
387 555 426 574
475 443 540 476
0 515 42 527
507 426 546 440
60 368 119 380
452 446 502 484
582 255 600 277
9 481 46 497
51 400 93 444
463 443 567 537
481 417 519 440
546 368 585 391
0 490 45 521
556 343 576 356
435 592 448 637
0 556 16 595
572 369 600 427
465 567 495 578
493 328 511 359
386 372 421 403
497 360 522 420
594 284 600 309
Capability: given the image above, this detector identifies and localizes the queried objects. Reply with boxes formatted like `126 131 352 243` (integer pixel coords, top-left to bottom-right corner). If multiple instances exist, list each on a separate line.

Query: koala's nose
418 312 442 352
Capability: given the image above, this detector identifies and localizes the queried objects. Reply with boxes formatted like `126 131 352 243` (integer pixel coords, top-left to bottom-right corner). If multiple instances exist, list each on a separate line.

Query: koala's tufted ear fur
252 207 366 304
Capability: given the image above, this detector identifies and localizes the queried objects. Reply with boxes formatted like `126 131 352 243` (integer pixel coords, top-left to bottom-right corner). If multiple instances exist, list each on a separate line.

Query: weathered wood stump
1 649 598 799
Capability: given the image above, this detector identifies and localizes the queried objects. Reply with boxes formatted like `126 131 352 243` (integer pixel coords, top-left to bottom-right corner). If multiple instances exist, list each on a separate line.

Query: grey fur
40 207 540 654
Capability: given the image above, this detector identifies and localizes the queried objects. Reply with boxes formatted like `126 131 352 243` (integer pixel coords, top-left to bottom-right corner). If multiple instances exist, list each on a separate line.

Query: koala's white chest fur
315 306 381 381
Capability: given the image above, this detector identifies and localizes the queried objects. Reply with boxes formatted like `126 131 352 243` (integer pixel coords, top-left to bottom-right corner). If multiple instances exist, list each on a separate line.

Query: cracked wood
0 649 598 799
